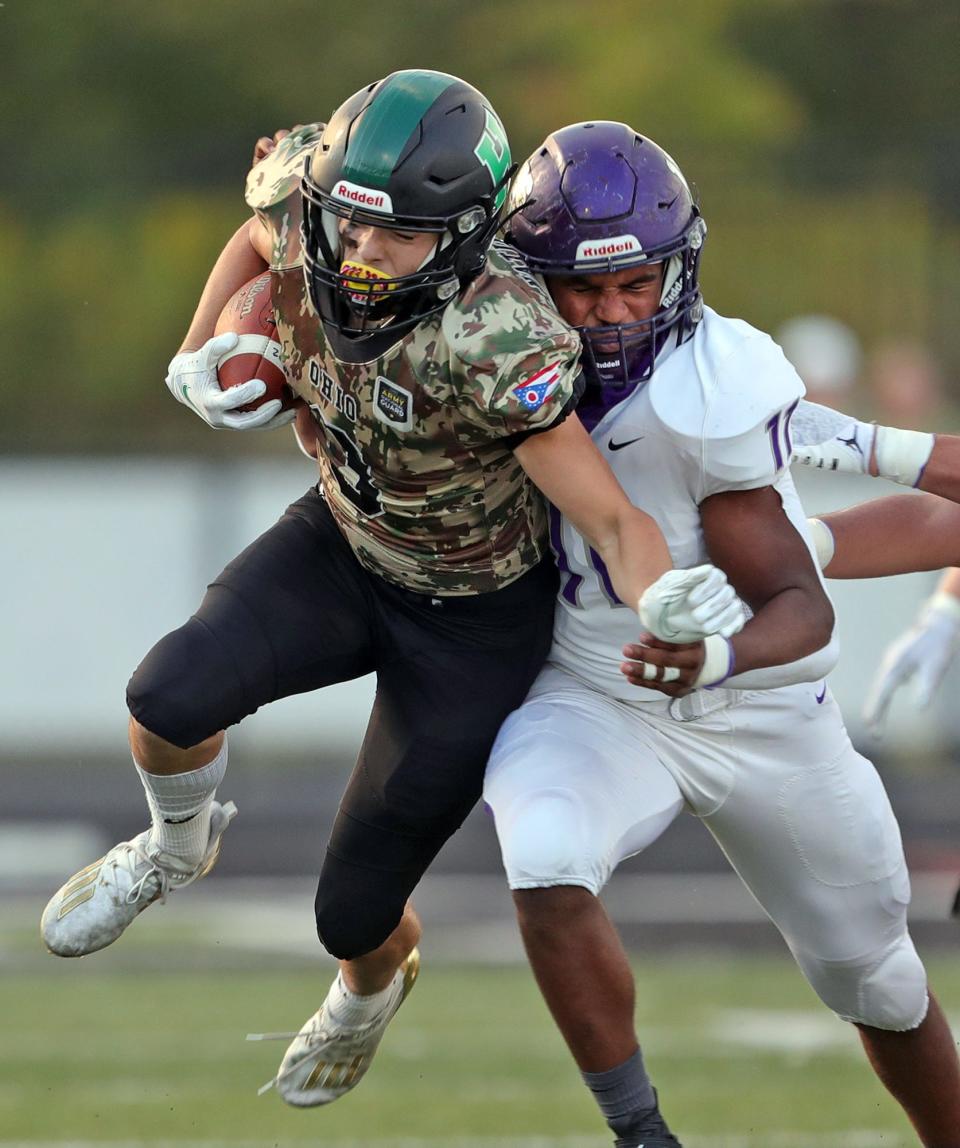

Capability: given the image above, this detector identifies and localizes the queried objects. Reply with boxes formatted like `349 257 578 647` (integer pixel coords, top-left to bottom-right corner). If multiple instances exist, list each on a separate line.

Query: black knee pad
313 795 468 959
127 607 267 749
314 851 413 960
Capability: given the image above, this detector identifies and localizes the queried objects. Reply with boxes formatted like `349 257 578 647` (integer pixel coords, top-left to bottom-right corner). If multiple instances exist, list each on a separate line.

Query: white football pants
484 665 929 1031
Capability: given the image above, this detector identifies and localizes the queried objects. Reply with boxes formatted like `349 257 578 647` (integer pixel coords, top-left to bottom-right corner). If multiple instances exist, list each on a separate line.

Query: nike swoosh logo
815 683 827 704
608 436 644 452
180 384 200 414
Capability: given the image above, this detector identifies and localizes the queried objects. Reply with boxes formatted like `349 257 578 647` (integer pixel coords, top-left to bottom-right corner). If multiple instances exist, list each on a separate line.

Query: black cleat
615 1134 684 1143
614 1095 683 1147
617 1140 682 1148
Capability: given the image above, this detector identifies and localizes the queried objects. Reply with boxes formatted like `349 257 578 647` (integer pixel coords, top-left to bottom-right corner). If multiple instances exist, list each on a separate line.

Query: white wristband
806 518 836 570
693 634 735 688
874 426 935 487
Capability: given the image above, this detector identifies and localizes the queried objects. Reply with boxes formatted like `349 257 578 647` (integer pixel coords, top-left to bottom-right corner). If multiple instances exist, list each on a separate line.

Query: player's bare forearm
916 434 960 503
628 488 834 694
820 494 960 578
702 485 834 671
514 415 672 602
178 217 270 354
591 503 674 609
727 586 832 674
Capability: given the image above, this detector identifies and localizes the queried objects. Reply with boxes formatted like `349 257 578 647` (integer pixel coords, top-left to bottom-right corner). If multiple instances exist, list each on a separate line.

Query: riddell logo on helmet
332 180 394 214
575 235 643 262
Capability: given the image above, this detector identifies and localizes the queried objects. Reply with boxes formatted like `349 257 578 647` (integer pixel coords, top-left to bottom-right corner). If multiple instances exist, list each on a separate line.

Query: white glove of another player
165 333 295 431
790 400 933 487
863 591 960 734
639 565 746 644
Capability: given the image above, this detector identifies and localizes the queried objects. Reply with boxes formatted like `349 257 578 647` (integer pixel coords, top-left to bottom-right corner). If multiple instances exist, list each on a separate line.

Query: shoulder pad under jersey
650 310 805 492
245 123 325 212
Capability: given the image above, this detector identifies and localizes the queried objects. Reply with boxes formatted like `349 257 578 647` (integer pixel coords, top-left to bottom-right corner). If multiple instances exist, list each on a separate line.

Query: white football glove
790 400 933 487
863 591 960 734
639 565 746 644
165 333 295 431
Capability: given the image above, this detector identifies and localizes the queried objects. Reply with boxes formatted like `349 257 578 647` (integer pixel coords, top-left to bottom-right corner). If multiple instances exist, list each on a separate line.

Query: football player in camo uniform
483 121 960 1147
40 73 744 1109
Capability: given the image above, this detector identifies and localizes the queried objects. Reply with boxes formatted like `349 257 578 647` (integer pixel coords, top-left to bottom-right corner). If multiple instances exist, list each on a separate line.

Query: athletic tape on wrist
806 518 836 570
874 426 935 487
694 634 735 688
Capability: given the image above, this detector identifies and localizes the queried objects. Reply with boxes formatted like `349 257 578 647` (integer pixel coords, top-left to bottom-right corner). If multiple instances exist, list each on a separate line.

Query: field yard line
0 1134 910 1148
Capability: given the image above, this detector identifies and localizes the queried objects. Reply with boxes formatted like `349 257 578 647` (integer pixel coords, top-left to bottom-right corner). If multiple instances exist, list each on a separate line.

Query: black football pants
127 486 558 958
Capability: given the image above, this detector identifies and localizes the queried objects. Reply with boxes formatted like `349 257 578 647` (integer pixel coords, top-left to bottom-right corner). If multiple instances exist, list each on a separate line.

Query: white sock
325 969 399 1028
135 740 228 865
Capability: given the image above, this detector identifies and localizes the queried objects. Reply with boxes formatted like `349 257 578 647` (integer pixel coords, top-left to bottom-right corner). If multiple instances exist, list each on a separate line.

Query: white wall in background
1 457 953 758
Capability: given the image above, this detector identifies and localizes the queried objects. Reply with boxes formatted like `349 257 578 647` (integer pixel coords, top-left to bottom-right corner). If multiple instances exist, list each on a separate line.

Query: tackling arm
514 416 744 652
703 486 837 686
622 485 837 693
513 415 673 603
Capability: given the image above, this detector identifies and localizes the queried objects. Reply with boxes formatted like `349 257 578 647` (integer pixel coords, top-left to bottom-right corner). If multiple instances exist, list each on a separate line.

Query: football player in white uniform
484 122 960 1147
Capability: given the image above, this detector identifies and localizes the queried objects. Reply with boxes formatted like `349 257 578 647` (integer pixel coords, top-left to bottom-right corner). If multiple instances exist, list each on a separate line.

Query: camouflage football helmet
302 69 514 336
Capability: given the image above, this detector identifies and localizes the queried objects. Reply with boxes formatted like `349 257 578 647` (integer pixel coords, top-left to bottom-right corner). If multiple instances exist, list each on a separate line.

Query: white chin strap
417 237 442 270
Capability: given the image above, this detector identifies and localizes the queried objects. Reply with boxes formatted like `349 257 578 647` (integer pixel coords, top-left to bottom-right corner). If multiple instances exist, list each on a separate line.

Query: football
214 272 295 413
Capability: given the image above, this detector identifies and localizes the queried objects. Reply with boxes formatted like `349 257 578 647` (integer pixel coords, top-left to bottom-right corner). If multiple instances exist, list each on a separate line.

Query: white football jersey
550 305 823 700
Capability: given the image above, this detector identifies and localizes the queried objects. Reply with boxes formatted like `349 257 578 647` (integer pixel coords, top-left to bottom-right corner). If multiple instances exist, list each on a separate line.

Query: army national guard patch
373 376 414 432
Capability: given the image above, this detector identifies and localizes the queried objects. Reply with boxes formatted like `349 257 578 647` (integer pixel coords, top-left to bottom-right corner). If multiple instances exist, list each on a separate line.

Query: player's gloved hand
639 565 745 644
862 591 960 734
790 400 933 487
165 333 295 431
628 567 742 696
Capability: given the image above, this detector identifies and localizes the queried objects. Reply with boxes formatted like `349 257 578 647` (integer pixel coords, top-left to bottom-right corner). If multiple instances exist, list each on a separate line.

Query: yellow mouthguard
339 260 397 297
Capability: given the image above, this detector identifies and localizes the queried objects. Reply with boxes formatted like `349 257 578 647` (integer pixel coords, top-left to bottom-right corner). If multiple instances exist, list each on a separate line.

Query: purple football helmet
505 121 706 401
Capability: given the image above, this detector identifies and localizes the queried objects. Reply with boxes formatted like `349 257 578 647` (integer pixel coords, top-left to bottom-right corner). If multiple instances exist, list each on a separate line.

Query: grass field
5 897 957 1148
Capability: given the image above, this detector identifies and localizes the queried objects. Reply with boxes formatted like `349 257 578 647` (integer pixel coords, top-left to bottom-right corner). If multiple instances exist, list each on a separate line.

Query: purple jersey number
766 399 799 472
549 506 624 608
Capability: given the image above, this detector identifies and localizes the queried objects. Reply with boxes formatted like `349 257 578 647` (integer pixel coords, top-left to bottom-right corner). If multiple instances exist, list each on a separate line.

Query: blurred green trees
4 0 957 451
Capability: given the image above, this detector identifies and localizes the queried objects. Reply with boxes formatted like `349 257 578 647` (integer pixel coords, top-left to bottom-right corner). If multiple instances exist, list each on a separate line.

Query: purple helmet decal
505 121 706 401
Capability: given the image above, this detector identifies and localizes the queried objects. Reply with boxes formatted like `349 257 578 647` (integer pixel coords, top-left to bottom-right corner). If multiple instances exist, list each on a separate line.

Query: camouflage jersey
245 124 583 596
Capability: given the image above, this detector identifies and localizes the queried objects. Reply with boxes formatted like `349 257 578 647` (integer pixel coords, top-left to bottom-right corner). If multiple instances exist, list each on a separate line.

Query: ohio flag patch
511 363 563 411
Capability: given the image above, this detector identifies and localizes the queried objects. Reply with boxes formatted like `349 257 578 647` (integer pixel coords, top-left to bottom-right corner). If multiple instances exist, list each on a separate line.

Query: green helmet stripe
342 70 456 189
